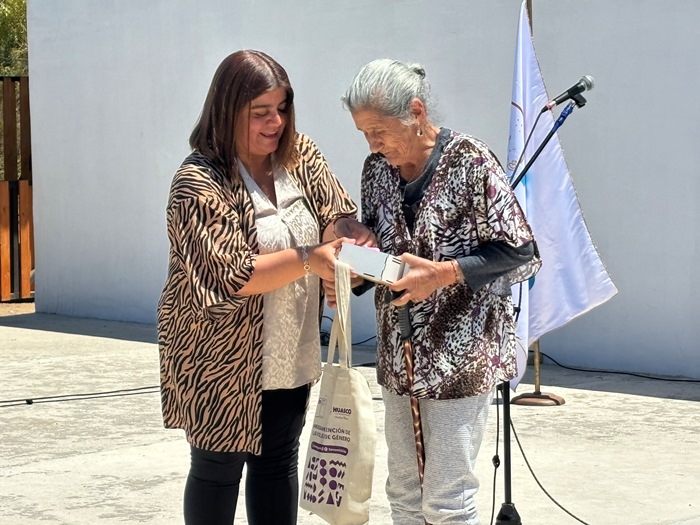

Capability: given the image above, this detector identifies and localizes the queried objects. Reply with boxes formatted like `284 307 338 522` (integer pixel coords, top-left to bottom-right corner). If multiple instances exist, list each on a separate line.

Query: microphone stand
495 381 519 523
495 94 585 525
510 95 586 190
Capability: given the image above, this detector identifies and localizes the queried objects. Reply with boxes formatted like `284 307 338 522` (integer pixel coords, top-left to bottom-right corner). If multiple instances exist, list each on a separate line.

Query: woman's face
236 87 288 163
351 108 420 168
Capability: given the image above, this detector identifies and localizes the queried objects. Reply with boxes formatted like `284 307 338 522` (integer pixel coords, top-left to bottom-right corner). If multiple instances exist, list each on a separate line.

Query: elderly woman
339 59 541 525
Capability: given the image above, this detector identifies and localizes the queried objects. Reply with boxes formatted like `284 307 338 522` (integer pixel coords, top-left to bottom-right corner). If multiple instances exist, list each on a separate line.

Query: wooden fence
0 76 33 301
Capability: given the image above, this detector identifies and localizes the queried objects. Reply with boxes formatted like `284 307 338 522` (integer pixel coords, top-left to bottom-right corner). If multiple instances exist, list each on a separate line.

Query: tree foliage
0 0 28 76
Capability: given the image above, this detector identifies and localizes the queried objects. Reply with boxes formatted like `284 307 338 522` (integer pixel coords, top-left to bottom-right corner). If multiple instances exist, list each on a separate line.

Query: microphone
545 75 595 110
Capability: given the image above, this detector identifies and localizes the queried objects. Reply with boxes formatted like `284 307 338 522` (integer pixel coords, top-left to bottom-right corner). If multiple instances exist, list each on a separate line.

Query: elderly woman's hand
333 217 377 248
388 253 458 306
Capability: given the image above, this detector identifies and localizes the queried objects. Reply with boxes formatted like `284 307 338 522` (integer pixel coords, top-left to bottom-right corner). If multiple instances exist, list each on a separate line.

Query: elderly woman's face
352 109 420 168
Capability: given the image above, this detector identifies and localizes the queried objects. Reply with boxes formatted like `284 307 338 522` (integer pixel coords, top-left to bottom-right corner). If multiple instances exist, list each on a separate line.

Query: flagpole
526 0 532 30
511 340 565 406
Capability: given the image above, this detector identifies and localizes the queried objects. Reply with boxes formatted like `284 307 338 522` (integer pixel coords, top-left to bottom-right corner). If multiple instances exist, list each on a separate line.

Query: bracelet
451 259 463 284
301 246 312 275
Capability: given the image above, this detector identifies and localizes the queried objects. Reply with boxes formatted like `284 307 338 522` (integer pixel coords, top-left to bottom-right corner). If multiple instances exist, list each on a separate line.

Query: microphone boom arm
512 100 577 190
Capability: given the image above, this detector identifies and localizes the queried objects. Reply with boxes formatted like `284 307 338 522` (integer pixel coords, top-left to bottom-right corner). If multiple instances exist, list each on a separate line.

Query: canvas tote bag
300 261 377 525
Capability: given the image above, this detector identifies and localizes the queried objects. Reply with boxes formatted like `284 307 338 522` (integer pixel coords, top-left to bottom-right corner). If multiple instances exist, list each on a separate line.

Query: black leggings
183 384 310 525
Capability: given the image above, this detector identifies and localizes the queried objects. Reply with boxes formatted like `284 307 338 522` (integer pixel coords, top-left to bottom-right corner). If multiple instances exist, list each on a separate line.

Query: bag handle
327 261 353 368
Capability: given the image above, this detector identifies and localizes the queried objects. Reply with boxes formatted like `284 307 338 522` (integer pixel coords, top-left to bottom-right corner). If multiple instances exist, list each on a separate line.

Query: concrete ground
1 303 699 525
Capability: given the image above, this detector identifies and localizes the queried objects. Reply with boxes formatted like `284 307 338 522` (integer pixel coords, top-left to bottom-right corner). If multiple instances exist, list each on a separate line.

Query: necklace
400 127 439 182
241 158 273 180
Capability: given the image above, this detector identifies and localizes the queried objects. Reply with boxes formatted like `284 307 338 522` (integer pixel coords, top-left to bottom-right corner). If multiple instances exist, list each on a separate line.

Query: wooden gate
0 76 33 301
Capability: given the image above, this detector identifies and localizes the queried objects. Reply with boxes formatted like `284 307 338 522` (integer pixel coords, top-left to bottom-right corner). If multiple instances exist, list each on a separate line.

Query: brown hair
189 50 298 177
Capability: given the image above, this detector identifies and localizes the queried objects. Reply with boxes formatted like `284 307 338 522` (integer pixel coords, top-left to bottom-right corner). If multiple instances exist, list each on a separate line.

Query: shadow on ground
0 312 157 344
2 304 699 402
518 361 700 402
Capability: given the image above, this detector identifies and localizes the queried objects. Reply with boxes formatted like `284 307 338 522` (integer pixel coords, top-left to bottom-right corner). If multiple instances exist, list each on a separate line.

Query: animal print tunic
361 130 540 399
158 134 357 454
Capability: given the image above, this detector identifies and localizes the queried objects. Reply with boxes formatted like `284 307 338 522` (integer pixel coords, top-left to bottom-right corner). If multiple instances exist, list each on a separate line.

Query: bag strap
327 261 353 369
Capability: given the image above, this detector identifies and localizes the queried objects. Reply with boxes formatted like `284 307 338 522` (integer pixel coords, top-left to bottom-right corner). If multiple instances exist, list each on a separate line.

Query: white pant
382 387 494 525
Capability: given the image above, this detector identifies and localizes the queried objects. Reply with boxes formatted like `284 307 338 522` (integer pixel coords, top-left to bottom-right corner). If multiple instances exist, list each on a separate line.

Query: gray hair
342 58 436 125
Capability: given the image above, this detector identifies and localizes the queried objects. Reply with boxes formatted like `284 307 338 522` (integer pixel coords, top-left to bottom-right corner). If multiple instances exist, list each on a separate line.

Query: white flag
507 0 618 385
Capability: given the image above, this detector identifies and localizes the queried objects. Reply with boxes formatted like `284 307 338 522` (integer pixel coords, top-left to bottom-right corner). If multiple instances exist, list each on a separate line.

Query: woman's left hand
321 218 376 308
388 253 455 306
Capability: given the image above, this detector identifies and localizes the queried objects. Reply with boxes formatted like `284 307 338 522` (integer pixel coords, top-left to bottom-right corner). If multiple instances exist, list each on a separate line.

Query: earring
416 128 423 137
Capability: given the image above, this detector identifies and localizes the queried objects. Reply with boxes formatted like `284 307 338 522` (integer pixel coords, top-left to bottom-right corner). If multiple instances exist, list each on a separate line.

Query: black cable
352 335 377 345
510 418 591 525
537 350 700 383
509 104 547 188
4 326 377 409
509 100 549 329
512 281 523 325
0 386 159 408
487 385 591 524
485 348 698 525
321 316 377 346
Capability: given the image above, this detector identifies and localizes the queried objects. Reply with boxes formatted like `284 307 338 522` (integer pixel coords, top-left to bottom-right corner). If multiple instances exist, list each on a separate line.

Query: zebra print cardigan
157 133 357 454
361 130 540 399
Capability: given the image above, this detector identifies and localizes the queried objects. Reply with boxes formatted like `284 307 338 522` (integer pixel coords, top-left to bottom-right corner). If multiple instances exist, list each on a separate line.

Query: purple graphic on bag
310 442 349 456
301 451 347 506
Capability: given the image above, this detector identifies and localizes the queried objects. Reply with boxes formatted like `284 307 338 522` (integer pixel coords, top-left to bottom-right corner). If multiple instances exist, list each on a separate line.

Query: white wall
532 1 700 379
26 0 700 379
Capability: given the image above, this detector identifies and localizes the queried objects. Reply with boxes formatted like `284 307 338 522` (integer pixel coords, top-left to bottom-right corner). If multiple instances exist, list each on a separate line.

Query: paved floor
1 306 700 524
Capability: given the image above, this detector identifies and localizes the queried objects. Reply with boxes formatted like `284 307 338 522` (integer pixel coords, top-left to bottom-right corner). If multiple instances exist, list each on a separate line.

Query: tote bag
300 261 377 525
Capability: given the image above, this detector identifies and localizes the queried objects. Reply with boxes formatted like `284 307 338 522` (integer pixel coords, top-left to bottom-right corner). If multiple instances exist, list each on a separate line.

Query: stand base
511 392 565 406
496 502 522 524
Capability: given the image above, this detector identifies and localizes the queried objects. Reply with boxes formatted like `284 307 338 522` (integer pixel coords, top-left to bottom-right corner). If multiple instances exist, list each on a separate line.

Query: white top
239 161 321 390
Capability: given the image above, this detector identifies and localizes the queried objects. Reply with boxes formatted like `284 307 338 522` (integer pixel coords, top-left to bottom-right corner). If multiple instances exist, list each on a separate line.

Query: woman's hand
388 253 456 306
308 237 348 282
319 218 375 308
320 236 365 309
320 237 363 309
322 270 365 309
333 217 377 247
322 279 338 309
